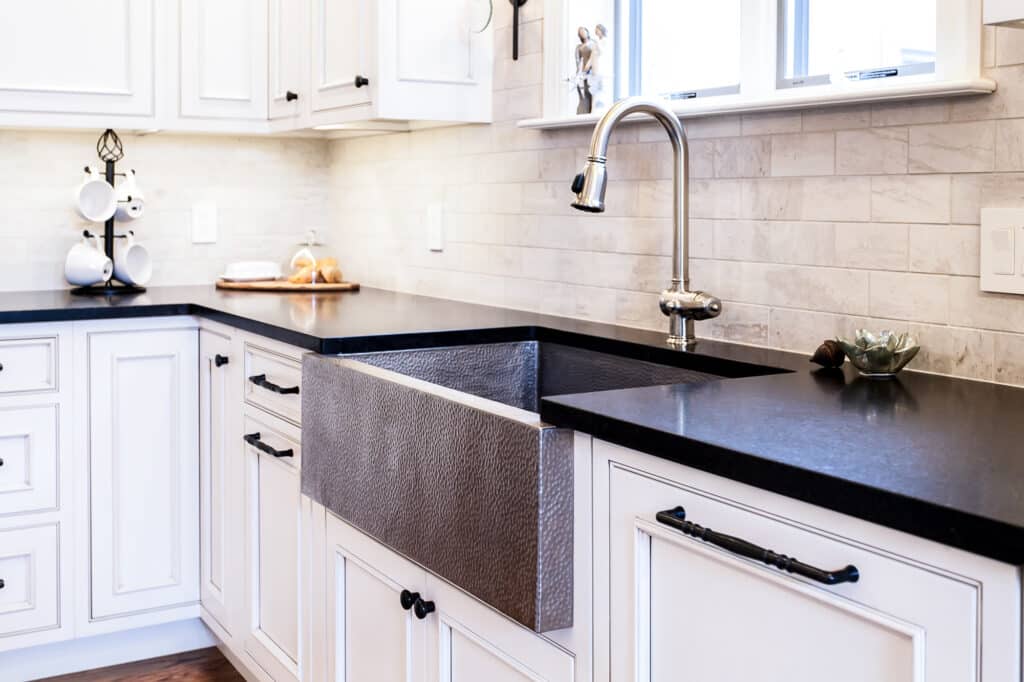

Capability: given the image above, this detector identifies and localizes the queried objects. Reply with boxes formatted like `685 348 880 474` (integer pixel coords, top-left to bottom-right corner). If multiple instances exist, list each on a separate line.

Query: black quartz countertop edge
3 285 1023 564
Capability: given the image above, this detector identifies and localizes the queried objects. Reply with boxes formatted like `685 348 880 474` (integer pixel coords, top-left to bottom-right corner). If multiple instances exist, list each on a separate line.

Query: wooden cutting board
216 279 360 292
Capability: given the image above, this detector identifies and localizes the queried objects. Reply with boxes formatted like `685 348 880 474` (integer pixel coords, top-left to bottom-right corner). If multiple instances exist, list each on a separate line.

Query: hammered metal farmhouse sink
301 340 728 632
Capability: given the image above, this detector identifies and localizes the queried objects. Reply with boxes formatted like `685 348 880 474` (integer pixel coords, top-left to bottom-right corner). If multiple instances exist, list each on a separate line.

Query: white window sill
517 77 996 130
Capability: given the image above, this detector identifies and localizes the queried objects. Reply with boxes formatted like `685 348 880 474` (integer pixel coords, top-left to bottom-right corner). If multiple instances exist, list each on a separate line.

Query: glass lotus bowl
836 329 920 378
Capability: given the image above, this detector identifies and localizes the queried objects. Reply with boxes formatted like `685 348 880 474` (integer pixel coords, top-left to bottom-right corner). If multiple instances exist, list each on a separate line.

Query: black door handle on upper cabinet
354 75 369 88
400 589 420 611
214 354 229 367
413 597 435 620
248 374 299 395
243 432 294 458
656 507 860 586
0 578 4 589
285 90 299 101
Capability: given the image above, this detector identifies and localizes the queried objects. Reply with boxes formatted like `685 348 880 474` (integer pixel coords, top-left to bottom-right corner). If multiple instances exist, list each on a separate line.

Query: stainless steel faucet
571 97 722 347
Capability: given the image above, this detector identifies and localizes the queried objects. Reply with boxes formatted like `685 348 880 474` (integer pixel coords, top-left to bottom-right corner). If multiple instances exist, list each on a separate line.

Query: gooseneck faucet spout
571 97 722 347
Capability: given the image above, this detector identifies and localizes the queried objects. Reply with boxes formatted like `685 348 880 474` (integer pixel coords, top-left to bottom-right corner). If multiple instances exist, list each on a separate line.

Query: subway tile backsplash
328 8 1024 387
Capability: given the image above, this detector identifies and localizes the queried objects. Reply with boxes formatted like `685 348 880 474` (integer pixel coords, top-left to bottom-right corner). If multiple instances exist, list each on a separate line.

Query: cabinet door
269 0 309 120
424 574 575 682
199 329 242 639
180 0 268 119
310 0 373 113
0 0 155 116
324 512 425 682
243 411 302 682
88 328 199 619
606 462 984 682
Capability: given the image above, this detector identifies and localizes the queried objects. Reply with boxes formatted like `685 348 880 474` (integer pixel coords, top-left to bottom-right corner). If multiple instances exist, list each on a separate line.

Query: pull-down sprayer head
570 96 722 347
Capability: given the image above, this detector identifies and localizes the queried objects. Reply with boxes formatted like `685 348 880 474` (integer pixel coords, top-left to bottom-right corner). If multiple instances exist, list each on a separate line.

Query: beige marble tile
994 332 1024 385
908 224 980 276
771 132 835 177
836 128 908 175
678 115 742 139
994 118 1024 171
713 220 834 266
713 136 770 178
802 105 871 132
871 175 951 223
741 111 802 136
869 271 950 324
539 147 581 181
690 179 744 220
871 100 949 127
716 261 869 314
705 303 771 345
908 121 995 173
996 26 1024 67
949 275 1024 332
801 176 872 222
950 173 1024 224
950 64 1024 121
833 222 909 270
768 308 871 352
739 178 803 220
607 142 674 180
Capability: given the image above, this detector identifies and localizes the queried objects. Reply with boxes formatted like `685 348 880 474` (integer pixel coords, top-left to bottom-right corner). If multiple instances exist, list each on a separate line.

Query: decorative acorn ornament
810 339 846 368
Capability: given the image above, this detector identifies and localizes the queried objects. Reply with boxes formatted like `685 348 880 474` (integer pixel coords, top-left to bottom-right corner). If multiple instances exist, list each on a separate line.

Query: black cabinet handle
214 354 229 367
413 597 435 620
656 507 860 586
0 578 4 589
0 362 4 372
354 75 369 88
0 457 4 467
285 90 298 101
400 589 420 611
243 432 294 458
248 374 299 395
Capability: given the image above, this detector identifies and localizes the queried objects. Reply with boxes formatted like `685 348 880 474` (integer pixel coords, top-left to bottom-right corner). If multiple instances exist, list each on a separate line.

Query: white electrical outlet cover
191 201 218 244
980 208 1024 295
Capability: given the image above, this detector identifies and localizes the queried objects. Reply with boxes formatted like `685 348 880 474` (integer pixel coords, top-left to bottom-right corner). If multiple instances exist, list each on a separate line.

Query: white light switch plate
427 203 444 252
980 208 1024 295
191 201 218 244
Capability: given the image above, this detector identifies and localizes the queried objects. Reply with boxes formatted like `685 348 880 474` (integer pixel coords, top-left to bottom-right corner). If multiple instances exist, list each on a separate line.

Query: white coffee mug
115 169 145 222
113 231 152 286
65 234 113 286
74 167 117 223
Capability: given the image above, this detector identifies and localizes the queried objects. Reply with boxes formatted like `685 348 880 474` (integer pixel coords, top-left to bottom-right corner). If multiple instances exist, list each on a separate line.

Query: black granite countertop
3 285 1022 564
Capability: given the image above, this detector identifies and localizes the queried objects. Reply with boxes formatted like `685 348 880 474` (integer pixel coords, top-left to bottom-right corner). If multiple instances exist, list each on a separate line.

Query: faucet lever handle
571 172 585 194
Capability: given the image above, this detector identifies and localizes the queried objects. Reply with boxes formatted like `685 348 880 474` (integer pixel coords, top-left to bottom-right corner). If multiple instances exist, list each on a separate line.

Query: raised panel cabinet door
606 463 982 682
180 0 269 119
269 0 309 119
0 0 155 116
199 330 242 639
310 0 373 113
243 412 302 682
324 513 426 682
0 405 59 516
88 328 200 620
0 524 60 640
423 573 575 682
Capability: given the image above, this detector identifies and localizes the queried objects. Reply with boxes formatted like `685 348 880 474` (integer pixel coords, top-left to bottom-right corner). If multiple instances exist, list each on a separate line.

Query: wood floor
34 647 245 682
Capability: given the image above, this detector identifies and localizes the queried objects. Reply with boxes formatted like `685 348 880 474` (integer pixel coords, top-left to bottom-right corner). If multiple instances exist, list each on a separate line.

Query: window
779 0 936 89
533 0 989 127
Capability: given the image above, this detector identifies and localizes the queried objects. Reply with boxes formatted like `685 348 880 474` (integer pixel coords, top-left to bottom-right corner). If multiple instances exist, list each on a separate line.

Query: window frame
529 0 990 129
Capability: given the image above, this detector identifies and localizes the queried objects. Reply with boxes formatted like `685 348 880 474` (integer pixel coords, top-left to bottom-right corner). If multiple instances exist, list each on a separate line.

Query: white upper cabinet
309 0 374 116
179 0 269 120
0 0 156 117
269 0 310 120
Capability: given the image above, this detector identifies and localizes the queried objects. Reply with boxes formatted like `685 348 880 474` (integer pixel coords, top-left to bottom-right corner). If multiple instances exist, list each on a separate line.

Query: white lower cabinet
85 325 200 621
319 508 575 682
0 524 60 638
243 410 302 682
594 439 1022 682
199 328 243 643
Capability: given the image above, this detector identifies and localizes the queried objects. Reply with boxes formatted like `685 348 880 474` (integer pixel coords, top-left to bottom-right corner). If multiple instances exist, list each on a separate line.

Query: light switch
191 201 218 244
427 203 444 252
980 208 1024 294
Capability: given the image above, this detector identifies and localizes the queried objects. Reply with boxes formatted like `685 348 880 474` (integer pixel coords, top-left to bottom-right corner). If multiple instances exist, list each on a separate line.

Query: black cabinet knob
214 354 229 367
0 458 4 467
0 579 5 589
413 597 435 620
354 75 369 88
286 90 299 102
400 589 420 611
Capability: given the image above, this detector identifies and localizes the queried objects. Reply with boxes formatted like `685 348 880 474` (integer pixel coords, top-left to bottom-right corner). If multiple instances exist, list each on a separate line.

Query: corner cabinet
593 439 1022 682
80 321 200 622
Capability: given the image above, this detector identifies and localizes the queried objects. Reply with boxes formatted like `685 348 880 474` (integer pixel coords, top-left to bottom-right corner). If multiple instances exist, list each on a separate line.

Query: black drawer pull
248 374 299 395
656 507 859 586
214 354 229 367
0 578 4 589
400 589 419 611
413 597 435 620
243 432 294 458
354 75 369 88
285 90 298 101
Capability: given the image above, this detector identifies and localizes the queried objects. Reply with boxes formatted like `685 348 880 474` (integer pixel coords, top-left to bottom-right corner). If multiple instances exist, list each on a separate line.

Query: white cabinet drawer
0 404 58 516
0 524 59 639
0 337 57 395
244 344 302 425
605 458 1016 682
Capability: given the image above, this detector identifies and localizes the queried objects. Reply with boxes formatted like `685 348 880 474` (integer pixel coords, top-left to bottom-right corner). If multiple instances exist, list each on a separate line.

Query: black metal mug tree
71 128 145 296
